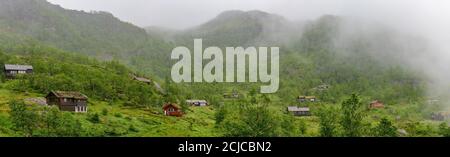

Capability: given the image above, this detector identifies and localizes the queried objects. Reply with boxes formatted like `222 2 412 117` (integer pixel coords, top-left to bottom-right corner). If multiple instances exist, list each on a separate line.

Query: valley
0 0 449 137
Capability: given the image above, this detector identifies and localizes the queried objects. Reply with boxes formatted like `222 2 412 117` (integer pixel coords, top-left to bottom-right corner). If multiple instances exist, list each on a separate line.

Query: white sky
46 0 450 29
47 0 450 47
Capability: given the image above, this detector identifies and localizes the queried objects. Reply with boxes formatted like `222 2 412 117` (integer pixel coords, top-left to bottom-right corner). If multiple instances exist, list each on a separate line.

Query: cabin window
18 70 26 74
169 108 175 112
63 98 67 102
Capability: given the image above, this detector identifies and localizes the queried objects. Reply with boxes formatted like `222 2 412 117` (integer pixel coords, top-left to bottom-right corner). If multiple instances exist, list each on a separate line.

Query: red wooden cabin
369 100 385 109
163 103 183 117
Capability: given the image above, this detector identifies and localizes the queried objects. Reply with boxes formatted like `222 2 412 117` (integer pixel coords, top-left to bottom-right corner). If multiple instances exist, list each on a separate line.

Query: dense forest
0 0 449 137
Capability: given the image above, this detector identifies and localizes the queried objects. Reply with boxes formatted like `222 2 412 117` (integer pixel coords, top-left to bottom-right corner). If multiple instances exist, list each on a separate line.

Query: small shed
163 103 183 117
186 100 208 106
224 91 239 99
431 112 450 121
287 106 311 116
313 84 330 91
132 75 152 84
369 100 385 109
298 96 317 103
46 91 88 113
4 64 33 78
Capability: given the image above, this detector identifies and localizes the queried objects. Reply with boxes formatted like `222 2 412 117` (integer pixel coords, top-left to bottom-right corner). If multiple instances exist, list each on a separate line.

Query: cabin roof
186 100 207 103
370 100 383 104
4 64 33 70
298 96 316 99
433 112 450 116
163 103 180 110
132 75 152 83
48 91 88 100
287 106 310 112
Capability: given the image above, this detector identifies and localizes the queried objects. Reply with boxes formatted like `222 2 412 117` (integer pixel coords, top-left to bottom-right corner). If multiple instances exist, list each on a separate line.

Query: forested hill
0 0 175 78
0 43 163 108
0 0 150 59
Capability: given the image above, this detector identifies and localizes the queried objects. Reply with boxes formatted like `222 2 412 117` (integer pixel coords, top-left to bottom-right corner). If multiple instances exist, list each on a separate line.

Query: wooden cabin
4 64 33 78
369 100 385 109
431 112 450 121
298 96 317 103
186 100 208 106
427 98 440 105
313 84 330 91
132 75 152 85
287 106 311 116
163 103 183 117
224 91 239 99
46 91 88 113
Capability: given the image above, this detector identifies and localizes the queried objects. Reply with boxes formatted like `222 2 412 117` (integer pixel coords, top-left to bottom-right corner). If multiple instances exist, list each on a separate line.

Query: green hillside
0 0 174 78
0 41 219 137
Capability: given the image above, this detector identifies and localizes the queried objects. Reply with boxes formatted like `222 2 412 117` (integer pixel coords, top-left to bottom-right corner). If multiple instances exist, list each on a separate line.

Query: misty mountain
146 10 427 104
0 1 430 103
171 10 302 47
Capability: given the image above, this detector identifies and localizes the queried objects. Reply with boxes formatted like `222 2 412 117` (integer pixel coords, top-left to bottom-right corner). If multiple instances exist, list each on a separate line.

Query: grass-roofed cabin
369 100 385 109
287 106 311 116
46 91 88 113
297 96 317 103
4 64 33 78
163 103 183 117
132 75 152 85
186 100 208 106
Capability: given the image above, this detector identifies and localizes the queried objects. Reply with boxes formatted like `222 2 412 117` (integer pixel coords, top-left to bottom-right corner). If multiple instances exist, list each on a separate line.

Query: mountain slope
0 0 177 78
173 10 301 47
0 38 218 137
0 0 150 59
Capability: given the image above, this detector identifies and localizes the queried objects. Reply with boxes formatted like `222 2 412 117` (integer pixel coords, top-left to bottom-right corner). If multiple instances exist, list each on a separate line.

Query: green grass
0 86 218 137
0 84 445 137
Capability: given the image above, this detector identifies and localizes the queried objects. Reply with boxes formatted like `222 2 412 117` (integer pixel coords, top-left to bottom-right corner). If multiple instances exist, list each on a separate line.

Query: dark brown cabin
4 64 33 78
163 103 183 117
297 96 317 103
46 91 88 113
